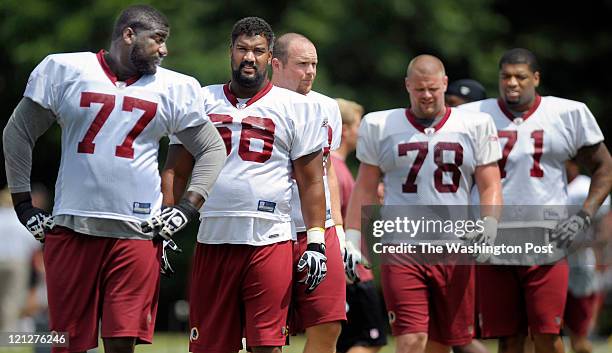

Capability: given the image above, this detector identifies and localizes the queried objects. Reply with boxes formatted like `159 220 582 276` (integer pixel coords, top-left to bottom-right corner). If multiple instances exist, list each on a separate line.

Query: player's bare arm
344 163 382 232
294 149 326 230
141 122 226 240
294 148 328 292
162 144 194 206
474 161 503 219
574 142 612 217
327 159 344 226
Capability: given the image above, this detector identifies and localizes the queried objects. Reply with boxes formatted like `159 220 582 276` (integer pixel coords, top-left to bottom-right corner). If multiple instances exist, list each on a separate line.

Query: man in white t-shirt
460 48 612 353
345 55 502 353
161 18 327 353
2 5 226 353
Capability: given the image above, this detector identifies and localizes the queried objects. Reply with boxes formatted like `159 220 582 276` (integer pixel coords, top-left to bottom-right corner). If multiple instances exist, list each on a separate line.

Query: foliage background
1 0 611 331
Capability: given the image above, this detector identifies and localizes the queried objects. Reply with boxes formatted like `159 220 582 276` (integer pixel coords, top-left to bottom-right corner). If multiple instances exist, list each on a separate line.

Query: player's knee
396 333 427 353
306 321 342 342
570 336 592 353
498 335 525 353
532 333 563 353
102 337 136 353
251 346 282 353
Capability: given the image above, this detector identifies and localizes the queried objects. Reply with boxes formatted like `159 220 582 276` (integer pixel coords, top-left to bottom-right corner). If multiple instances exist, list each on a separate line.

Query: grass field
2 333 611 353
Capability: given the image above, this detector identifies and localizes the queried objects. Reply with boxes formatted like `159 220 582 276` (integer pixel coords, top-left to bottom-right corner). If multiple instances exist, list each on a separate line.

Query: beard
130 44 160 75
231 61 266 88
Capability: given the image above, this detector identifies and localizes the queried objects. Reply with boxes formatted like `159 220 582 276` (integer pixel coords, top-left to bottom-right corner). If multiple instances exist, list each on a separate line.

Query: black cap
446 79 487 102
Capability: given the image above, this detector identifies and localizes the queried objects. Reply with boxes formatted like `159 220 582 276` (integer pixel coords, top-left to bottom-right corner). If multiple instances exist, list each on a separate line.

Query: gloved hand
14 199 55 242
341 227 370 283
549 210 591 248
159 238 183 277
461 216 498 263
141 199 200 240
297 227 327 293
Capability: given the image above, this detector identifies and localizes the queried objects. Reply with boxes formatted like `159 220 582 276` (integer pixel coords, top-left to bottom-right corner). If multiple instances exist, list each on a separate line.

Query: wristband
306 227 325 244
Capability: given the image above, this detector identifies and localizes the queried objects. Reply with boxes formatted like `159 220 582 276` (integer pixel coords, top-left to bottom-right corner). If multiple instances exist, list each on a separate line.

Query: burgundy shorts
289 227 347 332
380 259 475 346
476 261 569 337
564 291 601 336
189 241 293 353
44 226 160 353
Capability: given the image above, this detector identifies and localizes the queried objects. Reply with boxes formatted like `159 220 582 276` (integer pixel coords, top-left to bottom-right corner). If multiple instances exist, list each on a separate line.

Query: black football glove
141 199 200 240
14 199 55 242
549 210 591 248
297 227 327 293
159 238 183 277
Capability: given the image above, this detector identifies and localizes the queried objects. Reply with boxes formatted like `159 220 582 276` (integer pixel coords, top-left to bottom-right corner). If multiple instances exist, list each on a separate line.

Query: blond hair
336 98 364 126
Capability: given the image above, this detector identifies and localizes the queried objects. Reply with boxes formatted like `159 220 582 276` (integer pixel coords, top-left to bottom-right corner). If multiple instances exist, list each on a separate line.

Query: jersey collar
96 50 141 87
497 94 542 123
223 80 273 108
404 107 452 133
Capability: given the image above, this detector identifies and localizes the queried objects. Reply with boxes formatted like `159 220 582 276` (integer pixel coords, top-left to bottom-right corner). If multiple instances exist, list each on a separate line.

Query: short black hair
112 5 169 40
499 48 540 73
231 17 275 50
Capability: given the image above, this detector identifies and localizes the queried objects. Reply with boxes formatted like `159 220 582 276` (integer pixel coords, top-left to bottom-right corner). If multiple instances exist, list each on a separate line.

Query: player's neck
230 80 269 99
503 96 537 116
104 50 139 81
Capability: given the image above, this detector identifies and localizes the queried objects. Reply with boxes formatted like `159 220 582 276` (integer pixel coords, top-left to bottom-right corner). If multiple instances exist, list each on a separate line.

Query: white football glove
549 210 591 248
341 228 370 283
297 227 327 293
15 200 55 242
141 199 200 240
461 216 498 263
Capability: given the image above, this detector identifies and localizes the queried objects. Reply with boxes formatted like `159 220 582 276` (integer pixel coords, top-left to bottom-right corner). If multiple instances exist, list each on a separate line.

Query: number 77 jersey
357 107 501 205
23 51 206 222
460 96 604 205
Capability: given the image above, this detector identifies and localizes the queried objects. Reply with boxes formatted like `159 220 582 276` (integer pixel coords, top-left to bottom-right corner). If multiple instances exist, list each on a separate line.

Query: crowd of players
3 4 612 353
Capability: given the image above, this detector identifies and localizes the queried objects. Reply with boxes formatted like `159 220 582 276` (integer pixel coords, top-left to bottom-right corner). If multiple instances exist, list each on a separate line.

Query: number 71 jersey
357 107 501 205
24 51 206 222
460 96 604 205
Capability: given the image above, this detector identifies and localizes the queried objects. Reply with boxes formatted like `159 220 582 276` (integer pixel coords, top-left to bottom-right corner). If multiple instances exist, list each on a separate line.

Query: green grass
1 334 610 353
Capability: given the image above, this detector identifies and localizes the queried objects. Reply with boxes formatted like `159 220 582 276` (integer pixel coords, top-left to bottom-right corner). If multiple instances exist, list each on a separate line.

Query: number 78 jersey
460 96 604 205
357 108 501 205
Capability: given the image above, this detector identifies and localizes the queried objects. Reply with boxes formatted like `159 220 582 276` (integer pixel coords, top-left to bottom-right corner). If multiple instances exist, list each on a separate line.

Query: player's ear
271 57 281 70
122 27 136 45
533 71 540 88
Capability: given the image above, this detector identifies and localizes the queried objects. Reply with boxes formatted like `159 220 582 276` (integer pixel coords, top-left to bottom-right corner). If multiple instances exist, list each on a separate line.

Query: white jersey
24 51 206 223
461 96 604 205
195 83 324 245
357 107 501 205
566 175 610 296
290 90 342 232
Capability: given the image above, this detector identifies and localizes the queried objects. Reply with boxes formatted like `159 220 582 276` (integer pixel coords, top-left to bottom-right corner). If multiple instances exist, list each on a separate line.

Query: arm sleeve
170 77 209 134
567 103 604 157
3 97 56 192
174 122 226 201
330 103 342 150
355 114 380 166
290 101 325 160
474 114 502 165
